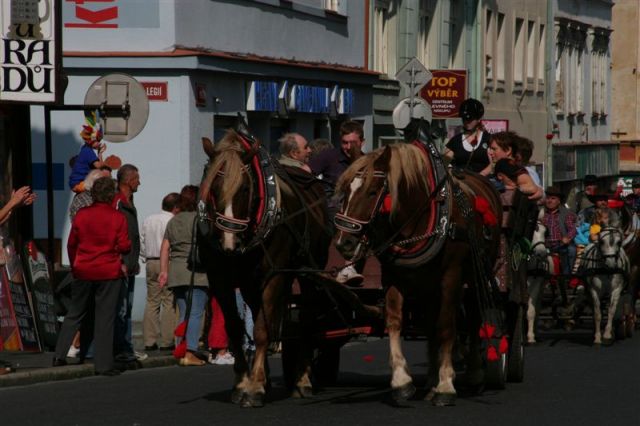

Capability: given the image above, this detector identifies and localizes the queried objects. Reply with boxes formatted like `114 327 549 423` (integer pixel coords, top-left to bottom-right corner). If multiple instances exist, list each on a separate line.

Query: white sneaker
336 265 364 286
67 345 80 358
211 352 235 365
134 351 149 361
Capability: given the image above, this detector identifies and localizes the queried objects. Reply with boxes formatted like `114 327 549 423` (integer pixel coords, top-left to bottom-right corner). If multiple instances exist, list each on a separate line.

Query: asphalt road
1 329 638 426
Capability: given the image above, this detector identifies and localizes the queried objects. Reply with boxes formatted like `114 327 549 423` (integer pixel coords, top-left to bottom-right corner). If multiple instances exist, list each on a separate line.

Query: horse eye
368 191 378 198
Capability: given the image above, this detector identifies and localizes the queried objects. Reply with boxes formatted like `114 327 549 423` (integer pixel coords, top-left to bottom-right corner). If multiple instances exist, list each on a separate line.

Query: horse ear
241 145 259 165
374 145 392 171
202 137 215 159
537 206 545 221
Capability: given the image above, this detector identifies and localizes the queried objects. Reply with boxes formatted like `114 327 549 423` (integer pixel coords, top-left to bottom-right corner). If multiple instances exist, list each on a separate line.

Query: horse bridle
212 165 255 234
334 171 388 235
596 226 624 262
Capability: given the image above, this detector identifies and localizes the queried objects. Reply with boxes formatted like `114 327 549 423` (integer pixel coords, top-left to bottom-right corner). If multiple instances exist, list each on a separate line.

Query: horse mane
337 143 430 216
201 129 247 206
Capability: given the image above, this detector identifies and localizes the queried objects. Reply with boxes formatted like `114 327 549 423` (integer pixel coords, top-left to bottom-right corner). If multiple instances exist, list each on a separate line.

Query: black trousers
54 278 121 373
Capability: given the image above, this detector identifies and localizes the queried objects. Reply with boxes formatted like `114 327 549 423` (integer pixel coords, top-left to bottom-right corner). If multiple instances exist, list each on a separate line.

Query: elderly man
112 164 144 362
69 167 112 221
278 133 312 173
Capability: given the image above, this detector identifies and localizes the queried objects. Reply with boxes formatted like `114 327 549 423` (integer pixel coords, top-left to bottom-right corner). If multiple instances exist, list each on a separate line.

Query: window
514 18 525 85
324 0 346 15
591 30 610 116
496 13 506 81
449 0 464 68
538 24 545 83
373 2 389 74
526 21 535 81
485 9 494 82
555 22 587 116
418 0 436 70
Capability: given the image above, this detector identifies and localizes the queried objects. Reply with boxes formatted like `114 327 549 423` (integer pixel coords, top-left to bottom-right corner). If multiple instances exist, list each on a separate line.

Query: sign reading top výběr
419 70 467 119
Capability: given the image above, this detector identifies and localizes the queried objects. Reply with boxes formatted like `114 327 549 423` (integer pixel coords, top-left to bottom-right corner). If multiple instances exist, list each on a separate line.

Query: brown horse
334 143 502 405
198 130 331 407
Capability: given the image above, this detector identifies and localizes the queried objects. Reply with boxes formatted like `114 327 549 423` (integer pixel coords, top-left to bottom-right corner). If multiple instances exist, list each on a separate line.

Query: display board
23 241 58 350
0 237 40 352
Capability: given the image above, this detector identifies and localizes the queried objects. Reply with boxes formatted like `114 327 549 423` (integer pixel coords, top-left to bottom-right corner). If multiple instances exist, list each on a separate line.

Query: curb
0 356 177 388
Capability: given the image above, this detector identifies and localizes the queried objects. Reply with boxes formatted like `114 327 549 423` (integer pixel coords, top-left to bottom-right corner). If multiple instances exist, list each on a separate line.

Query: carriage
525 205 638 345
196 118 529 407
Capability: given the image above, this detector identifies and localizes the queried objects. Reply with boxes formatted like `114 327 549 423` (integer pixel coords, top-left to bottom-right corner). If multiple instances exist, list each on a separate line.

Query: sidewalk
0 322 176 388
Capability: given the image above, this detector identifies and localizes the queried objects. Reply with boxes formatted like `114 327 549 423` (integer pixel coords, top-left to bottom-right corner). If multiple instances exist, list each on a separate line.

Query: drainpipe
546 0 555 187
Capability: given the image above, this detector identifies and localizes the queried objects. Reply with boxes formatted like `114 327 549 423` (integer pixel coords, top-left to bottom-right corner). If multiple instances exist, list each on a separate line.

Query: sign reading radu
0 0 61 104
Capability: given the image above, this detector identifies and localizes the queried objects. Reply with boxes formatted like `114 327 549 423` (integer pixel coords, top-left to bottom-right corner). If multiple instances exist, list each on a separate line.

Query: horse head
596 225 624 269
530 207 548 258
334 144 430 259
200 130 262 254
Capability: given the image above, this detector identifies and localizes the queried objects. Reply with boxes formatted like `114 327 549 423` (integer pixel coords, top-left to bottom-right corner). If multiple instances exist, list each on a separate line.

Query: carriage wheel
507 305 525 383
312 340 342 387
484 351 507 390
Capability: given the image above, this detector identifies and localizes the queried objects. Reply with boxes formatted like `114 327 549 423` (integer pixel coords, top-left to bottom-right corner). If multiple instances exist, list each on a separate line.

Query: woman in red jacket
53 177 131 376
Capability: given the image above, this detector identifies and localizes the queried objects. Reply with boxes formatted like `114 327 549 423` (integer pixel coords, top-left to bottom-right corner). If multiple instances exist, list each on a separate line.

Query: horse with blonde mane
198 129 331 407
334 142 503 405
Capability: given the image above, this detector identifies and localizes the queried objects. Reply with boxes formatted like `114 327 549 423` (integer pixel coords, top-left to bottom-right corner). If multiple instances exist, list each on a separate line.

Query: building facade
612 0 640 177
29 0 374 319
548 0 616 191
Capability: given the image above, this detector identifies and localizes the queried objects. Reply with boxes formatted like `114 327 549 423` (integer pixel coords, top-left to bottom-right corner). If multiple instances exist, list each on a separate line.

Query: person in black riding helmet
443 98 492 176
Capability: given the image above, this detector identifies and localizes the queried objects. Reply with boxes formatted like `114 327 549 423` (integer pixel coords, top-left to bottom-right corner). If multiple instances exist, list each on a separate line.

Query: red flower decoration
499 336 509 354
546 133 554 140
479 322 496 339
486 345 499 362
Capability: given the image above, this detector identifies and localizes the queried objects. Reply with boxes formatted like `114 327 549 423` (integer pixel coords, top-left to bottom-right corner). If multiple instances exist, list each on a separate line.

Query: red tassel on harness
499 335 509 354
486 345 499 362
608 199 624 209
474 196 497 227
379 194 392 214
479 322 496 339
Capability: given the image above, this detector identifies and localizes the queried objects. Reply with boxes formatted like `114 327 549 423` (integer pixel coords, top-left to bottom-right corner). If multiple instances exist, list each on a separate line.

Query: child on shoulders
68 111 106 193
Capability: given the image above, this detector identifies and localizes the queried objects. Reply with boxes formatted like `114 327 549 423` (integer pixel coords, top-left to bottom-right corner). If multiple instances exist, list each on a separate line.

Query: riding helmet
459 98 484 121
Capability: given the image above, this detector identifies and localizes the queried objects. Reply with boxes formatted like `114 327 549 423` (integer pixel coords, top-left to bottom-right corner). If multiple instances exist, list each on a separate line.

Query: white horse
526 208 556 343
581 225 629 345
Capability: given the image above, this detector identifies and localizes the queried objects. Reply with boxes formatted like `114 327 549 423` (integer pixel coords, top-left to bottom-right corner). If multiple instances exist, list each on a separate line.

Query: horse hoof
291 386 314 399
430 392 457 406
231 388 245 405
391 383 416 402
240 393 265 408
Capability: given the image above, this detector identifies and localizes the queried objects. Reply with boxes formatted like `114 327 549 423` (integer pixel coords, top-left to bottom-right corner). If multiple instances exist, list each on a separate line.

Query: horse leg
242 274 286 408
211 283 251 404
526 276 543 344
290 276 315 399
602 274 624 345
462 288 484 393
590 279 602 345
431 277 459 406
386 286 415 402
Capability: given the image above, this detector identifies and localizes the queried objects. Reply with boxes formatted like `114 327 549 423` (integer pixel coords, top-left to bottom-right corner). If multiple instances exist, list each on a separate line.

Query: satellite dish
84 73 149 143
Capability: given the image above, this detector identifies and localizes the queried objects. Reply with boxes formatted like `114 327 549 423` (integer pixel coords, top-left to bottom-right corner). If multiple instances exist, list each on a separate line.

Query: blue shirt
69 145 99 189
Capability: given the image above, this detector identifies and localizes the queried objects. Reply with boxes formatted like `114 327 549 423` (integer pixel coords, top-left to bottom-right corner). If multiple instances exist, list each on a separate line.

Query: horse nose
336 234 356 258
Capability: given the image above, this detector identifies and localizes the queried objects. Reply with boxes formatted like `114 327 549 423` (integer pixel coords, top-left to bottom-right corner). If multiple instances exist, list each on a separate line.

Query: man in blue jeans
112 164 146 362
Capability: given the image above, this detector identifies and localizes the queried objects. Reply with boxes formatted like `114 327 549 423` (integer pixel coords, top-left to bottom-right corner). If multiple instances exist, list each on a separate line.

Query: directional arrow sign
395 57 432 95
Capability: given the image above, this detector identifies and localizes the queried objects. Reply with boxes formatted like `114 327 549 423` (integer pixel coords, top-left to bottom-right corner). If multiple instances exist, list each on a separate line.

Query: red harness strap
238 137 266 226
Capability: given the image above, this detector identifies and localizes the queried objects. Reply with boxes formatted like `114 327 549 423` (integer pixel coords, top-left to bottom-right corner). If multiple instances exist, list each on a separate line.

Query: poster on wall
0 0 61 104
420 70 467 118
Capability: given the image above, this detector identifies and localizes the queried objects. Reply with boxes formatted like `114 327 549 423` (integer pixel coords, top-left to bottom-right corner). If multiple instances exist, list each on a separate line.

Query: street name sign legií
0 0 60 104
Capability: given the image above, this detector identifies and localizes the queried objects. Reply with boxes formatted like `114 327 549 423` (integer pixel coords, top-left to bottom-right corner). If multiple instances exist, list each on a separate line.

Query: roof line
63 48 381 76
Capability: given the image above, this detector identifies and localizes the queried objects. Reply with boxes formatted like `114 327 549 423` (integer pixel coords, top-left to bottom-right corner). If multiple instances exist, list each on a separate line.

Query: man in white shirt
141 192 180 350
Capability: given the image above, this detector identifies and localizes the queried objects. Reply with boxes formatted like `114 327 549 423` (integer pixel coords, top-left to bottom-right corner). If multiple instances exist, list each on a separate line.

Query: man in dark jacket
112 164 144 362
53 177 131 375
